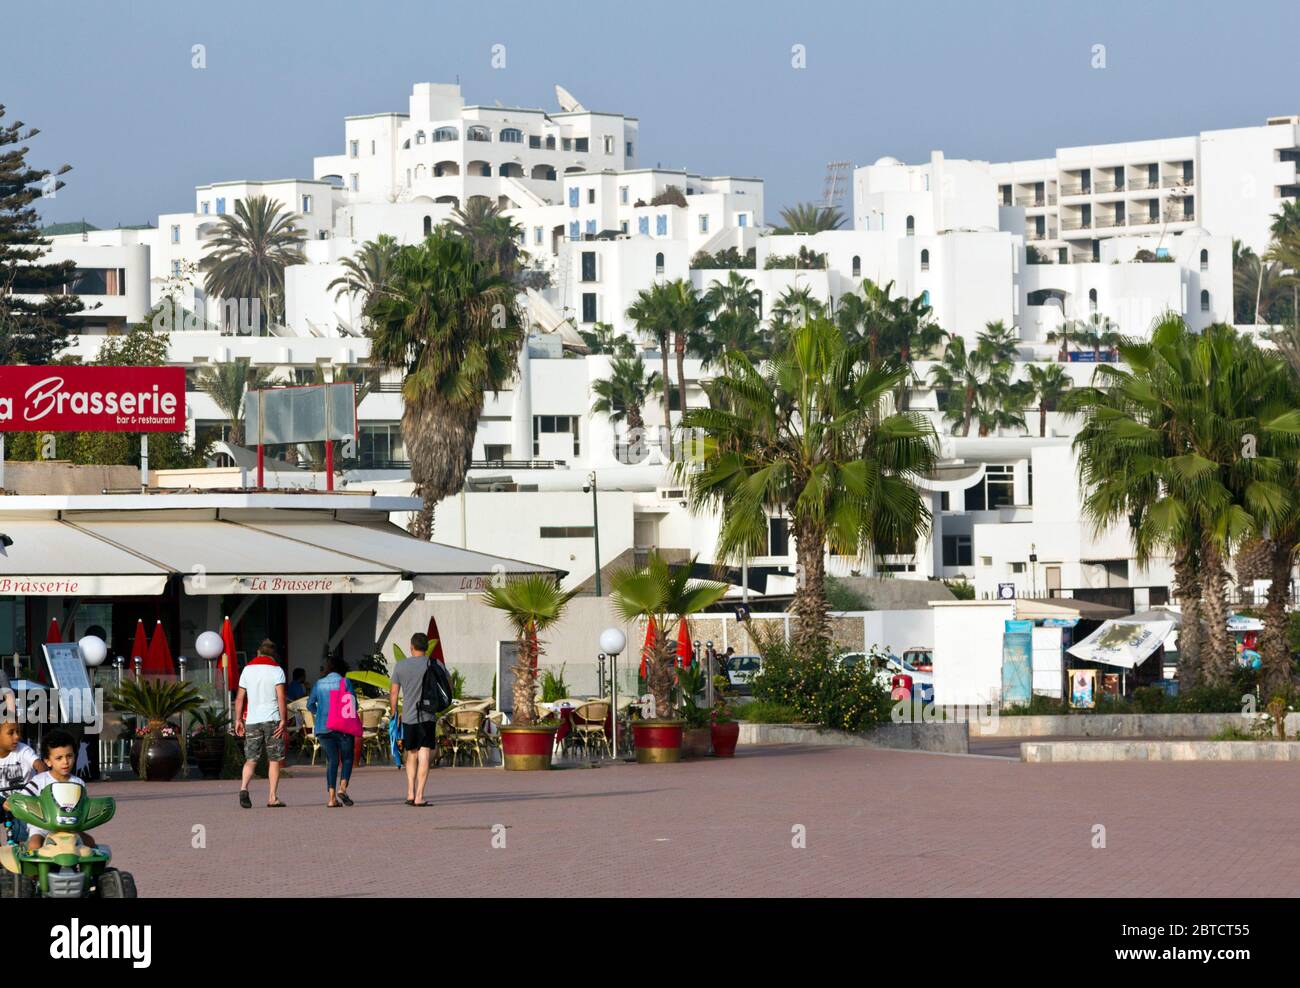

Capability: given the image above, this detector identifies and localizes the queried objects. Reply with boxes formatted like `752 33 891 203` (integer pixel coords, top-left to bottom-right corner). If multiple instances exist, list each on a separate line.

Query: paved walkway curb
976 712 1299 739
739 721 968 753
1022 740 1300 762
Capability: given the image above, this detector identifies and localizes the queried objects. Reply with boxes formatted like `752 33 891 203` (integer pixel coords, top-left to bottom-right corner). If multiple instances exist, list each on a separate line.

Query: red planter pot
500 725 557 771
710 721 740 758
632 719 684 764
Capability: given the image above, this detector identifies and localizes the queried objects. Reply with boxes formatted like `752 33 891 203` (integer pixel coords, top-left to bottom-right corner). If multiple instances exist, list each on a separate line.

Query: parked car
836 649 935 703
722 654 762 695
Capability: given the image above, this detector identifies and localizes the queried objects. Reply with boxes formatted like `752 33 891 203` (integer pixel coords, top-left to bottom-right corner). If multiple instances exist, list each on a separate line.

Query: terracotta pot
191 735 226 778
130 737 182 781
632 719 684 764
710 720 740 758
681 727 712 759
500 724 557 771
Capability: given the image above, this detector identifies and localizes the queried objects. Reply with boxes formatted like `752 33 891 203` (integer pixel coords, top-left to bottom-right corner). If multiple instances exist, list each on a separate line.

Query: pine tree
0 105 83 363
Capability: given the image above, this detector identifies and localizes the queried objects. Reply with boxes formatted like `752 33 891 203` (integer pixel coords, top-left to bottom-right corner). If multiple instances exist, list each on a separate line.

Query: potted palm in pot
677 663 712 758
610 552 727 763
109 679 206 781
482 574 579 770
710 676 740 757
189 707 232 778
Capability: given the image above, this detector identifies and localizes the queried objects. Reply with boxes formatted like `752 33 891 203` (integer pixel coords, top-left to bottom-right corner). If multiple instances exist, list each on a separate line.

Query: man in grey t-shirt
390 633 436 807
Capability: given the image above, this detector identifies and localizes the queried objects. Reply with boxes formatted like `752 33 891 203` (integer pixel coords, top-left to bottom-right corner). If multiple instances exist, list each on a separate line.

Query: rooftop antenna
823 160 851 209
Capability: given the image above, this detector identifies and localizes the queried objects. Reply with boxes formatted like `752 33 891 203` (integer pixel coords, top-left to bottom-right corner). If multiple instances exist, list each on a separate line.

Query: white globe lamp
195 631 224 661
599 627 626 656
78 635 108 667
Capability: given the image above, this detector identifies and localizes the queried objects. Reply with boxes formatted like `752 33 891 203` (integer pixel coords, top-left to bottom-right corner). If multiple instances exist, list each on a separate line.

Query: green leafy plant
731 699 802 724
676 663 710 728
449 667 466 700
539 663 569 703
108 678 206 777
750 630 891 733
481 574 579 725
189 706 231 739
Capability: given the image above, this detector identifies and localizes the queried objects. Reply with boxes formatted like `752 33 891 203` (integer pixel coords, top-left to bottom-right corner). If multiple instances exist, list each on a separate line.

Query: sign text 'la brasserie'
0 366 186 432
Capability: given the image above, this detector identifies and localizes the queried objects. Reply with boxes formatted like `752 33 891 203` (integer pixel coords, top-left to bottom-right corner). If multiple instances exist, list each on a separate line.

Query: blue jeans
318 731 354 791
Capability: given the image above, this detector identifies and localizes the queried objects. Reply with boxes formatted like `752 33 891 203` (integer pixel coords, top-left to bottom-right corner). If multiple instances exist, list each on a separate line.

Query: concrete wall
977 712 1300 738
738 721 968 754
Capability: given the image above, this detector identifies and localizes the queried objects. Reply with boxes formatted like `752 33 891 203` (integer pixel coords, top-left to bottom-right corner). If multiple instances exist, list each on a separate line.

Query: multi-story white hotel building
26 83 1299 612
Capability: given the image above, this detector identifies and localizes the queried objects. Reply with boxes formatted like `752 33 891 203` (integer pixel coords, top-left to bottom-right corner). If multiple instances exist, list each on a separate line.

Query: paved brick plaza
93 745 1299 897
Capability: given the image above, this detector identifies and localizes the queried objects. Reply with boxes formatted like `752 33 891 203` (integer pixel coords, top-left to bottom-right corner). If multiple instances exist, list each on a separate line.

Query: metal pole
610 651 618 758
590 472 602 597
139 434 149 491
257 444 265 489
325 439 335 491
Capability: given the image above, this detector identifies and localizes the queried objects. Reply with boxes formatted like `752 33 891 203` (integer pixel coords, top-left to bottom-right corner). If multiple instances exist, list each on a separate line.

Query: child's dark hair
41 729 76 760
326 655 350 677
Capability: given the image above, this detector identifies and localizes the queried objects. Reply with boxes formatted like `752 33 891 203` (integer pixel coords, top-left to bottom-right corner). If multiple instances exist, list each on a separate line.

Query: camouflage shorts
243 722 285 762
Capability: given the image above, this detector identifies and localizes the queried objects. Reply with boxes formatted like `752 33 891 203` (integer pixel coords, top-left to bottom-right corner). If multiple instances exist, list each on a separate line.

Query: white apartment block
28 85 1300 613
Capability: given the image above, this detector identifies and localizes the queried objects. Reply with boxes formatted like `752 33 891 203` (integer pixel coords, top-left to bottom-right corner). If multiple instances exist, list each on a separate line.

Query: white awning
0 519 170 597
1067 619 1174 670
67 517 401 595
239 519 557 593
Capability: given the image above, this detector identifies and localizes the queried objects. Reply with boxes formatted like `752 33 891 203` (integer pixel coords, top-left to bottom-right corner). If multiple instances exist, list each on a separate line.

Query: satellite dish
554 84 586 112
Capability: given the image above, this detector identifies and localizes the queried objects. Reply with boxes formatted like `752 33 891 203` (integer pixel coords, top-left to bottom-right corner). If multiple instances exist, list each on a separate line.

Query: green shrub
540 664 570 702
734 700 803 723
751 634 891 733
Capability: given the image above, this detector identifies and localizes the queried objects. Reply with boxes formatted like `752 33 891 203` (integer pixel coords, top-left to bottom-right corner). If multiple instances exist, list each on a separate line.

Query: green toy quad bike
0 781 135 898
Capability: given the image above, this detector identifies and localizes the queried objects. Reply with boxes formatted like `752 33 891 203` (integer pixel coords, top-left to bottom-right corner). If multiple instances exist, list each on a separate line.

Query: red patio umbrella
143 620 174 676
676 618 693 668
220 616 239 693
45 617 62 644
426 614 446 666
129 620 149 671
639 616 657 679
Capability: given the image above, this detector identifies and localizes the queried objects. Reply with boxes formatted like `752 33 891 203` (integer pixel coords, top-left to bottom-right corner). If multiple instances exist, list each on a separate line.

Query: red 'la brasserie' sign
0 366 186 432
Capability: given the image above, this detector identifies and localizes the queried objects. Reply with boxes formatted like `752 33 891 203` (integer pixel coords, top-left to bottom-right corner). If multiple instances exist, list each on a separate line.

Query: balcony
1093 179 1125 193
1059 183 1091 197
1060 215 1093 231
1126 177 1158 191
1025 226 1058 242
1128 214 1160 227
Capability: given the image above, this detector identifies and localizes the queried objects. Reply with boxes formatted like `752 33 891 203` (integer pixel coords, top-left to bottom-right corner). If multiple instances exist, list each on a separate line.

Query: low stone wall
974 712 1300 739
738 722 968 754
1022 740 1300 763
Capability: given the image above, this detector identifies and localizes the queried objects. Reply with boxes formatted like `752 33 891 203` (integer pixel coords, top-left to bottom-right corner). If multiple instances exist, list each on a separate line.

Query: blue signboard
1001 619 1034 707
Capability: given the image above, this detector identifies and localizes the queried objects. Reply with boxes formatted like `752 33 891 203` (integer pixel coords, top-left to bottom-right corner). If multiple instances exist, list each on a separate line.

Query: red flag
143 620 174 676
639 616 657 679
676 618 693 668
220 616 239 693
427 614 446 666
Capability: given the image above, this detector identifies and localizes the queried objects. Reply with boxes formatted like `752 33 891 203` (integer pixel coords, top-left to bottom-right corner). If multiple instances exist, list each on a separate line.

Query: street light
600 627 626 757
585 471 601 596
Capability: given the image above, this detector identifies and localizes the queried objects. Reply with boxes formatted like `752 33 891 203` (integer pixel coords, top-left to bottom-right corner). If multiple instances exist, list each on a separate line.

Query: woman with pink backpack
306 656 362 808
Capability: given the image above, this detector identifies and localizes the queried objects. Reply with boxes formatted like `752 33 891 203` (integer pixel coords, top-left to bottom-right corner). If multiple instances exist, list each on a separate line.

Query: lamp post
587 471 602 597
600 627 626 758
1029 543 1038 597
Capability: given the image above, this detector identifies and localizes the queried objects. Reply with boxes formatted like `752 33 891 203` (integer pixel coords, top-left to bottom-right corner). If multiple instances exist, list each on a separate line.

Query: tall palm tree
678 317 937 652
609 553 727 717
1025 363 1072 438
365 230 526 539
768 284 825 350
626 282 676 449
197 360 279 446
481 575 578 726
447 198 525 276
664 279 704 421
1067 316 1290 686
327 235 400 325
201 195 307 333
578 321 637 359
700 272 765 366
1233 242 1288 325
1267 224 1300 330
929 323 1022 437
773 203 846 234
590 355 662 432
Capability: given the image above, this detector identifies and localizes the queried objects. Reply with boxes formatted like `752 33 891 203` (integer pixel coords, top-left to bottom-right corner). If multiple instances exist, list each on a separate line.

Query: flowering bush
750 633 891 733
132 723 177 739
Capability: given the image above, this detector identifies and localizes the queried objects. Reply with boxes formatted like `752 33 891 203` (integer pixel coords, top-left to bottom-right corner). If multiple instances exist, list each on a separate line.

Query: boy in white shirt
25 729 95 852
0 720 45 844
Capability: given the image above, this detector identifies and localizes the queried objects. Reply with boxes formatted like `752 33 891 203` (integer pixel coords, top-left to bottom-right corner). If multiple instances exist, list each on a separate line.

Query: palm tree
200 195 307 332
773 203 846 234
626 282 676 450
197 360 279 446
1067 316 1290 686
481 575 578 726
678 317 937 653
608 553 727 718
591 355 662 433
700 272 765 366
1025 363 1072 438
663 279 704 421
1233 242 1288 325
929 323 1022 437
447 198 525 276
327 235 400 328
578 321 637 359
1267 225 1300 330
768 284 825 349
364 230 526 539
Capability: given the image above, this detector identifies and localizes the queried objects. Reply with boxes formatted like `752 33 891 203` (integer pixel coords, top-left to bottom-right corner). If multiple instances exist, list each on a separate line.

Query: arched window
499 127 523 144
905 215 915 236
433 127 458 142
920 249 930 271
498 162 523 178
531 164 556 181
467 125 490 142
851 255 861 278
1088 288 1098 313
423 215 432 236
1199 248 1209 271
433 161 460 178
413 164 426 180
468 160 490 177
1200 289 1210 312
655 252 665 276
414 130 426 145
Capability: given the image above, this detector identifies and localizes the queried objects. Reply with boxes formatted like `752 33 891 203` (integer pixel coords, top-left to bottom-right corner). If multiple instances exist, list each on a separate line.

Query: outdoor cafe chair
298 709 323 765
444 708 487 767
570 700 612 759
359 706 387 765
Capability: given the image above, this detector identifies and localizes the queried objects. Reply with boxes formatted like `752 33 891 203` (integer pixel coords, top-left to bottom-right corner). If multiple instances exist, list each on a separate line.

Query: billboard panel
245 382 357 446
0 366 185 432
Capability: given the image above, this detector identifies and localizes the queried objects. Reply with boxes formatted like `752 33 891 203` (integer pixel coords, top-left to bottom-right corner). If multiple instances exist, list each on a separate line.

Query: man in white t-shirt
234 640 287 809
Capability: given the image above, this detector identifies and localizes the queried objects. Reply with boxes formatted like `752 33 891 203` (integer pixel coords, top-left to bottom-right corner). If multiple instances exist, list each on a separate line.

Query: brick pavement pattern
89 745 1300 897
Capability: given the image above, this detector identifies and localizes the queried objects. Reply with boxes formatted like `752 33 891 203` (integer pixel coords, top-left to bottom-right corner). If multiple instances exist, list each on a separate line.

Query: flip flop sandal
338 792 354 807
404 798 415 806
412 802 431 807
267 800 286 808
239 790 252 809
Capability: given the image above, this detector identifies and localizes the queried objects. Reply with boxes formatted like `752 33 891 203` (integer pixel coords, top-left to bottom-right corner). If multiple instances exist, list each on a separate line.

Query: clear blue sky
6 0 1298 228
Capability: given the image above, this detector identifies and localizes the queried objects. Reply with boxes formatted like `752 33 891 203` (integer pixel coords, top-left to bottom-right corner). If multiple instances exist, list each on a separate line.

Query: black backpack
416 657 454 717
